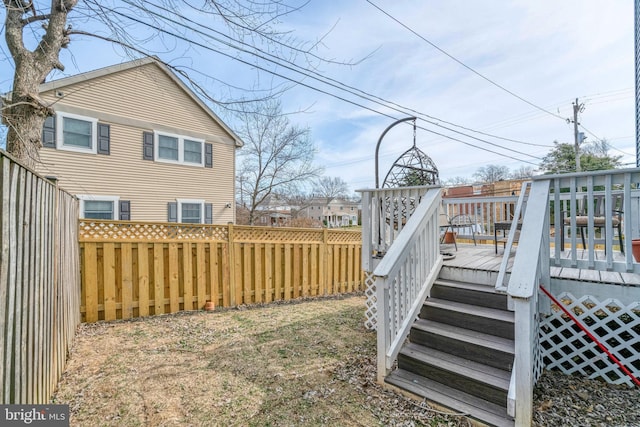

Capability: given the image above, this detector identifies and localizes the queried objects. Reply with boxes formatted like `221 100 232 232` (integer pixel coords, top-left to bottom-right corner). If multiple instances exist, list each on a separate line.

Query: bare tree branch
236 98 322 224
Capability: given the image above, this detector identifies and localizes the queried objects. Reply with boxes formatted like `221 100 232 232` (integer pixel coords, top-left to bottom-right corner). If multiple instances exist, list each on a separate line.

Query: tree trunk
3 1 77 167
4 100 49 168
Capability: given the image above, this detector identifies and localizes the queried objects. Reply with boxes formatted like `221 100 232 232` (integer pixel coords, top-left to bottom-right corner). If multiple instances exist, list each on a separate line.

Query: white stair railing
372 187 443 382
495 181 531 291
506 179 550 425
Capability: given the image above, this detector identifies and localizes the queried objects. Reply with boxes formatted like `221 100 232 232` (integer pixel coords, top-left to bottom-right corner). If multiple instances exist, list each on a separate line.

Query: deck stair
385 270 515 426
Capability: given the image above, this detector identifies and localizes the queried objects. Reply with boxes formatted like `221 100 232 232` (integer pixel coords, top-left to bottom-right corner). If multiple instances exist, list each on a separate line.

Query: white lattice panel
540 291 640 387
364 271 377 330
533 308 544 384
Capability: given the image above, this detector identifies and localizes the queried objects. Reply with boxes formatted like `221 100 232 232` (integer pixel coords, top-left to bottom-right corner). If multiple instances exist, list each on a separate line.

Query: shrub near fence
0 150 81 404
79 221 364 322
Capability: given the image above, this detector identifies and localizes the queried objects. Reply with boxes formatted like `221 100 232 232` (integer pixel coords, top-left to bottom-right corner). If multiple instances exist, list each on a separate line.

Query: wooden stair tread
413 319 515 354
424 298 514 323
433 278 498 293
386 369 515 427
400 342 511 390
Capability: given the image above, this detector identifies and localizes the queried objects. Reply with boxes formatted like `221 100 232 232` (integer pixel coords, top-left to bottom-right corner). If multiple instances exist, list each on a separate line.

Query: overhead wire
120 0 550 148
97 1 542 163
2 1 546 168
364 0 568 122
578 124 634 157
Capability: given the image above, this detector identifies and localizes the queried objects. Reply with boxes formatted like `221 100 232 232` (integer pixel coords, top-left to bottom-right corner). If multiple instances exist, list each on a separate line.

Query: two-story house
35 57 243 224
299 197 361 227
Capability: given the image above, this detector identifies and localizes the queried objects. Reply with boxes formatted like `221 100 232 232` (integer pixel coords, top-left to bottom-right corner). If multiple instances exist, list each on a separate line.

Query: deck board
444 243 636 285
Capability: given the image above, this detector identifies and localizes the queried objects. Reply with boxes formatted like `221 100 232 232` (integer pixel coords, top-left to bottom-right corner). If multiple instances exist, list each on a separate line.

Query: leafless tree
3 0 78 165
473 164 510 184
276 192 314 219
236 98 321 225
1 0 361 166
510 165 536 179
313 176 349 205
442 176 472 187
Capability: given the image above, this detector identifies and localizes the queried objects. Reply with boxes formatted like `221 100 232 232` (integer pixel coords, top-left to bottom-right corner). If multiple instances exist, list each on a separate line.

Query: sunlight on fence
0 151 81 404
79 221 364 322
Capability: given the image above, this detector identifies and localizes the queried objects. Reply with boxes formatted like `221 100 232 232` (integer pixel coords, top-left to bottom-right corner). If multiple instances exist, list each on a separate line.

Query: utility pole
572 98 584 172
636 0 640 166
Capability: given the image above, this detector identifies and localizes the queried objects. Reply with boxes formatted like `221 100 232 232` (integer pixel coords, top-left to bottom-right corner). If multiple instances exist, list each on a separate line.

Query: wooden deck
441 242 640 286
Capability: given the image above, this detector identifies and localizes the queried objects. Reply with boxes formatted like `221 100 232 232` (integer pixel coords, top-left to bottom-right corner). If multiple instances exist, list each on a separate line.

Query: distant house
299 198 361 228
35 57 243 224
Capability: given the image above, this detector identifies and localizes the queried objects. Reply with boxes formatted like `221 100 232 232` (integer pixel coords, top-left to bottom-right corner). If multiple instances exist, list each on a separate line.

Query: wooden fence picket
75 221 363 322
0 151 80 404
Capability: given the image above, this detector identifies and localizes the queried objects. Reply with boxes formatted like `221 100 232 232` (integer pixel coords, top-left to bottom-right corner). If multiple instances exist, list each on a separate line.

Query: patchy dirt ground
54 295 471 426
53 294 639 426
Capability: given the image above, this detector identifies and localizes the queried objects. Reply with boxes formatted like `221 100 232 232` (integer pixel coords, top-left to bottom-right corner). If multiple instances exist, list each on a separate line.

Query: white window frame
77 195 120 220
56 112 98 154
154 131 205 167
176 198 205 223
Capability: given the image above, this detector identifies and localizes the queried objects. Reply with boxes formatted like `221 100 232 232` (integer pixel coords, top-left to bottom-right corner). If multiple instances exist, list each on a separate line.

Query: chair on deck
561 193 624 253
440 209 477 251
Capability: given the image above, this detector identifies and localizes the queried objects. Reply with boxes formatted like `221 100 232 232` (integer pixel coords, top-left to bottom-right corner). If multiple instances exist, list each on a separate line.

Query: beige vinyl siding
40 63 232 142
36 122 236 224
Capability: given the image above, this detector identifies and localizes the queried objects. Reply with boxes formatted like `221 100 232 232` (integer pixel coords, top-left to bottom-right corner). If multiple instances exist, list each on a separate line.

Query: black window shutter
168 202 178 222
205 143 213 168
205 203 213 224
42 116 56 148
97 123 110 155
143 132 154 160
119 200 131 220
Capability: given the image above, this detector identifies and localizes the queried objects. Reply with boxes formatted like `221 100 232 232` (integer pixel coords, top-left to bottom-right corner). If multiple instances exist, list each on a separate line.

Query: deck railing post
375 274 390 383
513 296 534 425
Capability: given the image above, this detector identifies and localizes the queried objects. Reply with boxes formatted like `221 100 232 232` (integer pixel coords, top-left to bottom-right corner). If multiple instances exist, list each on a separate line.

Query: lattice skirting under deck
364 271 377 330
539 291 640 387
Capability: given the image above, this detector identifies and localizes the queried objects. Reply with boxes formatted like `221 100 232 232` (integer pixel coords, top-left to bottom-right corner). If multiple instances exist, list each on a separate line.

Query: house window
78 195 119 220
154 132 204 166
177 199 204 223
57 113 98 153
181 203 201 223
158 135 179 161
184 139 202 164
84 200 114 219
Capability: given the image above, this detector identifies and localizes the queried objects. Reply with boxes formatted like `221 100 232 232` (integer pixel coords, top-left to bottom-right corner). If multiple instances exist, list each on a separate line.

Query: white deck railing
548 170 640 272
370 187 443 382
360 185 437 272
507 167 640 424
442 194 520 240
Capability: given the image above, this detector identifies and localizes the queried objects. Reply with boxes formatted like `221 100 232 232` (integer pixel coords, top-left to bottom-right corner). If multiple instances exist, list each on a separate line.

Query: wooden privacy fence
79 221 364 322
0 150 81 404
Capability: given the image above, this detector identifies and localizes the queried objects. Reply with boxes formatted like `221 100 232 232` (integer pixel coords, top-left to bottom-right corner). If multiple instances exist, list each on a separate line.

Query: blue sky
1 1 636 192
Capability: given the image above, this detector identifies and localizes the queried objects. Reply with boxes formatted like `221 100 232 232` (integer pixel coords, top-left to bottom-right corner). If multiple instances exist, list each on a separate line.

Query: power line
98 1 545 164
119 0 550 149
579 124 635 157
364 0 568 122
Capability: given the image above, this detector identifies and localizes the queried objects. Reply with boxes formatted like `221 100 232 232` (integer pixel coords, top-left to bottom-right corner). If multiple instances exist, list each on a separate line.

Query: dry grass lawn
53 295 470 426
